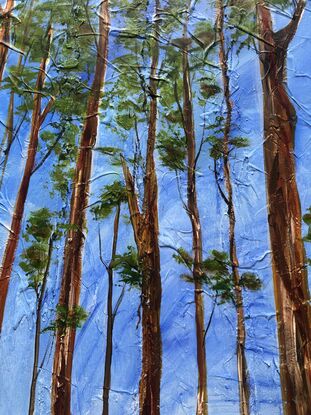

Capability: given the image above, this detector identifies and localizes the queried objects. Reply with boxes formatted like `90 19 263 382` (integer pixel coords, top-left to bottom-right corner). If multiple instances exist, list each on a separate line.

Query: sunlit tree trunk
257 2 311 414
0 0 14 83
51 2 110 414
0 26 53 331
182 11 208 415
215 1 250 414
121 4 162 413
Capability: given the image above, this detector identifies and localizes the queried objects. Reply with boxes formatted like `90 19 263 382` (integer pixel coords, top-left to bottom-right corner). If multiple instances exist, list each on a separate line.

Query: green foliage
239 272 262 291
303 207 311 242
112 246 142 289
173 247 193 268
43 304 88 333
20 209 54 293
91 181 128 220
157 130 186 171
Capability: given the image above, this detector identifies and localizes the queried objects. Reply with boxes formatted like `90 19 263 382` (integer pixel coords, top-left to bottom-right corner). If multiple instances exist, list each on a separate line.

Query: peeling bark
215 1 250 414
257 2 311 414
182 12 208 415
0 27 53 331
51 2 110 414
120 4 162 412
0 0 14 83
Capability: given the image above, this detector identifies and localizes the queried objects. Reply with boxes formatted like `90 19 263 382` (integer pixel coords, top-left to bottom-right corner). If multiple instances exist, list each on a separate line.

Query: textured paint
0 1 311 414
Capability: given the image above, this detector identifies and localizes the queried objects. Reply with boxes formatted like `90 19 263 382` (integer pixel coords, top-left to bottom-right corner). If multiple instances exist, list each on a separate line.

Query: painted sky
1 1 311 414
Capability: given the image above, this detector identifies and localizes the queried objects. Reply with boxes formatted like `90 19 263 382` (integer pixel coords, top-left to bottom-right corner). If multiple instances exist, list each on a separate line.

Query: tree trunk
0 27 53 331
102 204 121 415
121 4 162 412
0 0 35 190
257 2 311 414
28 234 54 415
0 0 14 83
182 13 208 415
51 2 110 414
215 1 250 414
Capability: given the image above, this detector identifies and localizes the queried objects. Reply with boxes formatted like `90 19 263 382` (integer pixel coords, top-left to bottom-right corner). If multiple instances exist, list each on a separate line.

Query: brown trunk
0 89 14 190
215 1 250 414
0 0 35 189
51 2 110 414
121 4 162 413
0 0 14 83
102 204 121 415
28 234 54 415
257 2 311 414
182 13 208 415
0 27 53 331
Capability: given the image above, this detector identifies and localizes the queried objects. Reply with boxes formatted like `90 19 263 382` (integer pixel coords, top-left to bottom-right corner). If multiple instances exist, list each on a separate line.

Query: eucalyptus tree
51 1 110 413
19 208 58 415
0 0 93 331
0 21 54 330
213 0 252 412
225 1 311 412
0 0 14 83
0 0 35 190
256 2 311 413
90 180 128 415
156 4 217 413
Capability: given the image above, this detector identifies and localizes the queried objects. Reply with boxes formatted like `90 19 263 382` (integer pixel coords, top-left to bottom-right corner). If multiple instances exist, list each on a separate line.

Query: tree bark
257 2 311 414
0 0 14 83
102 204 121 415
28 234 54 415
182 12 208 415
51 2 110 414
215 1 250 414
0 26 53 331
121 4 162 412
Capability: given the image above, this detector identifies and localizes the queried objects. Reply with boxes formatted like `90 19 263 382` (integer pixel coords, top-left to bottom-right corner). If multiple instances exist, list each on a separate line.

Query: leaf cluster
112 246 142 289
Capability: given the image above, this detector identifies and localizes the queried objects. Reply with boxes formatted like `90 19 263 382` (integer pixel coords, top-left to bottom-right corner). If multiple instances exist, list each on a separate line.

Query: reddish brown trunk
216 1 250 414
121 3 162 413
103 205 121 415
51 2 110 414
257 2 311 414
0 27 53 331
182 14 208 415
0 0 14 83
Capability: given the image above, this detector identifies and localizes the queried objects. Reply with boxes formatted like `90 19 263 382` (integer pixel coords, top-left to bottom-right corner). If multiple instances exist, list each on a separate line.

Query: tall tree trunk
51 2 110 414
0 27 53 331
0 0 14 83
0 0 35 190
0 89 14 190
28 234 54 415
121 4 162 413
215 1 250 414
257 2 311 414
102 204 121 415
182 13 208 415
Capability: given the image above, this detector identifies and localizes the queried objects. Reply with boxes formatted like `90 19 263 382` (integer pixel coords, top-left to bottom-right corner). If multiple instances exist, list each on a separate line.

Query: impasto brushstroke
0 1 311 414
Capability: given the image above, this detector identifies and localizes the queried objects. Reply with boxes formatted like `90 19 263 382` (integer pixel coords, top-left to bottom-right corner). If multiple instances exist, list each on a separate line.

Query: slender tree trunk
102 204 120 415
121 3 162 413
215 2 250 414
0 0 14 83
0 89 14 190
51 3 110 414
28 234 54 415
182 13 208 415
257 2 311 414
0 0 35 190
0 27 53 331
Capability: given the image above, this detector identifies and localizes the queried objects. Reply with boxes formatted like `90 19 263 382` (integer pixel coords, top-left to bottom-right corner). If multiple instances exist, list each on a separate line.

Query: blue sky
1 1 311 414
